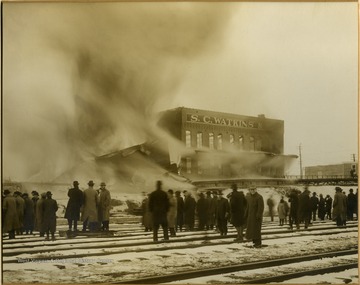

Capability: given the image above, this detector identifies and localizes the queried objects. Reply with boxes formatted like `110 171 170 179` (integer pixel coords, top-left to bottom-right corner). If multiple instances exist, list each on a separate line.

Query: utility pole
351 153 356 162
299 144 303 179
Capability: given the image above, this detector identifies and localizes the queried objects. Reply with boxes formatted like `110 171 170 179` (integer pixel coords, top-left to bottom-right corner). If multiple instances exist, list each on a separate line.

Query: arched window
230 134 234 144
239 135 244 150
217 134 223 150
185 130 191 148
196 132 203 149
209 133 214 150
249 136 255 151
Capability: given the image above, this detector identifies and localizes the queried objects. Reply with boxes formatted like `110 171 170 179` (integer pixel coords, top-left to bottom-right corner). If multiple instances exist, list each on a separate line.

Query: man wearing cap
82 180 99 232
42 191 58 241
64 181 84 231
245 187 264 248
98 182 111 231
3 190 20 239
229 184 247 242
333 186 347 227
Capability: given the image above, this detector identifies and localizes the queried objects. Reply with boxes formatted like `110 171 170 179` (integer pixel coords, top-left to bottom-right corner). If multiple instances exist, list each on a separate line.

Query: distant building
305 162 358 178
157 107 297 179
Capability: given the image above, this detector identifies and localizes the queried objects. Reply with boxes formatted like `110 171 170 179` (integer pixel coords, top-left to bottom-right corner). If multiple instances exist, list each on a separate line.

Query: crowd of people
3 180 357 246
142 182 265 247
2 180 111 240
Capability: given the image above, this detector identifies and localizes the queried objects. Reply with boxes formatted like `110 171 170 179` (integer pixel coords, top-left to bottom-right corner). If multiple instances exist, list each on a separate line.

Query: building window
239 135 244 150
186 130 191 148
209 133 214 150
196 132 203 149
217 134 223 150
186 157 191 174
249 136 255 151
230 134 234 144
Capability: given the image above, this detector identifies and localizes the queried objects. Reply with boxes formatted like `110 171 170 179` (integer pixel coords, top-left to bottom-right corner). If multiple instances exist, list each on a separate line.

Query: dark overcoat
245 192 264 240
23 197 35 230
230 191 247 227
184 195 196 226
196 196 207 224
216 197 230 220
98 188 111 222
333 192 347 221
141 197 153 229
42 198 58 232
36 198 45 232
149 189 169 224
2 195 20 232
64 187 83 220
298 191 311 221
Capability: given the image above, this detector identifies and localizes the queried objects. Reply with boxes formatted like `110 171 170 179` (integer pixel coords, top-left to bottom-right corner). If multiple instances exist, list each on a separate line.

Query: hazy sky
2 2 358 181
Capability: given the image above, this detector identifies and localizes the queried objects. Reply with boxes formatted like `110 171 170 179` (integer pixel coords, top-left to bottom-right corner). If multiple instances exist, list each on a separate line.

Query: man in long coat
325 194 333 220
298 187 311 229
141 192 153 232
175 191 184 232
196 192 207 231
245 187 264 248
14 191 25 235
184 191 196 231
230 184 247 241
81 180 99 232
36 193 47 237
42 191 58 241
167 189 177 236
148 180 170 242
98 182 111 231
310 192 319 222
206 191 217 230
216 191 230 236
3 190 20 239
64 181 83 231
333 186 347 226
288 189 300 230
22 193 35 235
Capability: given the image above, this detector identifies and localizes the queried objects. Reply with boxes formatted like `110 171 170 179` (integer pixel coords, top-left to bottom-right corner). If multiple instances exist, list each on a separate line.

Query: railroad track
112 249 358 284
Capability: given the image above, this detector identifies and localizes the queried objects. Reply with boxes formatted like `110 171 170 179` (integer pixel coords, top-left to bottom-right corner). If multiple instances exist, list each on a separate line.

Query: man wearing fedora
98 182 111 231
82 180 99 232
64 181 84 232
42 191 58 241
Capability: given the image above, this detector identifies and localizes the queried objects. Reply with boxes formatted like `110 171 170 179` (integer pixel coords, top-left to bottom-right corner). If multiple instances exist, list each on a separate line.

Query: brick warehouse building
157 107 298 179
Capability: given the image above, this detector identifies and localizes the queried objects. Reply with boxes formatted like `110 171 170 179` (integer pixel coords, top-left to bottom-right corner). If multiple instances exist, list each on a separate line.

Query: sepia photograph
1 0 358 284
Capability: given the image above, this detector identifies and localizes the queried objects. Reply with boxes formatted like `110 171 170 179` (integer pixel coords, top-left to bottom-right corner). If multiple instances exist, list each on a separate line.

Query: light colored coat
81 187 99 222
3 195 20 232
277 202 286 219
167 194 177 228
333 192 347 221
98 188 111 222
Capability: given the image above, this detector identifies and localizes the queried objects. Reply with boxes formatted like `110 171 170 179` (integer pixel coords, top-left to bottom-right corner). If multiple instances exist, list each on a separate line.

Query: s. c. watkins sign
186 114 262 129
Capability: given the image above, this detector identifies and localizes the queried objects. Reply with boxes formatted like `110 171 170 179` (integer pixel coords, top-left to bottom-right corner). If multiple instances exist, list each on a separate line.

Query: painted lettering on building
187 114 262 129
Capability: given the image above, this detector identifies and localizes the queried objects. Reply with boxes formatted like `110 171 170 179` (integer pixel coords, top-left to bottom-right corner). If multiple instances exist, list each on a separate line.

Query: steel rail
112 249 358 284
2 226 358 258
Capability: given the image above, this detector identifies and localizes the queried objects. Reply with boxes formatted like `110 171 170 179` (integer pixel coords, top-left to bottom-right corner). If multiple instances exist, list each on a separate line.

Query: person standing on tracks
22 193 35 235
229 184 247 242
98 182 111 231
196 192 207 231
333 186 347 227
216 190 230 236
318 194 326 221
31 191 40 233
346 188 357 221
14 191 25 235
184 191 196 231
206 191 217 231
81 180 99 232
36 192 47 237
266 195 275 222
310 192 319 223
288 189 300 230
175 191 184 232
42 191 58 241
298 186 311 229
325 194 333 220
277 197 286 226
245 187 264 248
149 180 170 242
2 189 20 239
64 181 84 232
167 189 177 237
141 192 153 232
